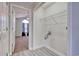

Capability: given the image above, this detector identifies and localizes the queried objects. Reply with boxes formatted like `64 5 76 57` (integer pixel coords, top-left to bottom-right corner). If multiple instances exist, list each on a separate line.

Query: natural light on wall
22 19 29 23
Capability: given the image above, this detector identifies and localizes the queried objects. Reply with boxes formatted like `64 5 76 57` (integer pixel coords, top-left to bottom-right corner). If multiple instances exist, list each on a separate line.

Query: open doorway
22 19 29 37
14 18 30 54
10 2 36 53
9 2 38 55
13 6 31 54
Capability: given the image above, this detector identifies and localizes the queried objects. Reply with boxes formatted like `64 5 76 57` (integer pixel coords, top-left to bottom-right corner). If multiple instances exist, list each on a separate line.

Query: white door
0 2 9 56
0 3 3 55
9 4 15 55
0 19 3 55
2 2 9 56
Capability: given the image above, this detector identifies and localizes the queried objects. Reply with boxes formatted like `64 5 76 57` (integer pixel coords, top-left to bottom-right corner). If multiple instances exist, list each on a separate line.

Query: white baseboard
46 46 65 56
33 45 45 50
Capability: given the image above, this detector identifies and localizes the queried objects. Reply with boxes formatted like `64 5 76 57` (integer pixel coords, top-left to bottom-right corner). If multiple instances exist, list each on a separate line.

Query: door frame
8 3 16 55
9 3 34 55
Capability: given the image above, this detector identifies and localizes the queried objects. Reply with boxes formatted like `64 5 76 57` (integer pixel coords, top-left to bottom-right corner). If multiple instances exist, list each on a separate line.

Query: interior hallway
13 36 28 54
0 2 78 56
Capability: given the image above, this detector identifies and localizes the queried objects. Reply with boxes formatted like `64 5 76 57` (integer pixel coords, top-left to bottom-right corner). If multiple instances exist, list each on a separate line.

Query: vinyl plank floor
13 47 58 56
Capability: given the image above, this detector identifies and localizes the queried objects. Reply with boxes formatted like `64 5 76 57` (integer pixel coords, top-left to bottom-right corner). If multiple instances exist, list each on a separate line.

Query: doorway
22 19 29 37
13 19 29 54
12 7 30 54
9 3 33 55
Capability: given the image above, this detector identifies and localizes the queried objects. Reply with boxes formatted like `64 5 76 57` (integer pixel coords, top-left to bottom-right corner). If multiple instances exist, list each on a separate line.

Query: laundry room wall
15 18 23 36
33 2 68 55
33 3 45 49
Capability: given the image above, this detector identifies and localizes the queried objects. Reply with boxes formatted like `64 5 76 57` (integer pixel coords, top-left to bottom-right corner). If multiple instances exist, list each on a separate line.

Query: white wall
33 4 45 49
29 10 33 50
42 3 67 55
33 2 68 55
15 19 23 36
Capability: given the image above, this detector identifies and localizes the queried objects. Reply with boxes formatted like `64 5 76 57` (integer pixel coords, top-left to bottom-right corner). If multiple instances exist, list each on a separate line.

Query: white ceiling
11 2 39 18
12 2 39 9
14 7 30 18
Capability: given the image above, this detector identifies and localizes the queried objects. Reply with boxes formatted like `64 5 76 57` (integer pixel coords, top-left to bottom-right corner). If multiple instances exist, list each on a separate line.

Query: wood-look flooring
13 47 58 56
13 36 28 54
12 36 58 56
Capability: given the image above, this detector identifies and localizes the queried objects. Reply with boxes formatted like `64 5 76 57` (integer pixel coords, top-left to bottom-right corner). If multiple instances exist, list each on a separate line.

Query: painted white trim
42 2 56 9
11 3 30 11
33 45 45 50
46 46 66 56
34 2 55 11
11 4 33 51
33 2 45 11
67 2 72 56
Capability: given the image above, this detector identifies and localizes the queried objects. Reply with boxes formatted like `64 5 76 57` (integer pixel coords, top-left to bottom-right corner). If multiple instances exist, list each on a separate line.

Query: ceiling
14 7 30 18
12 2 39 9
11 2 39 18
